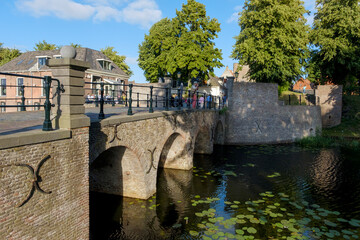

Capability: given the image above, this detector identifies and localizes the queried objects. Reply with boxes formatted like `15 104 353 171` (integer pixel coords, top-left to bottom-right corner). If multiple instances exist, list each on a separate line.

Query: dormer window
97 59 112 70
53 55 62 59
36 56 50 69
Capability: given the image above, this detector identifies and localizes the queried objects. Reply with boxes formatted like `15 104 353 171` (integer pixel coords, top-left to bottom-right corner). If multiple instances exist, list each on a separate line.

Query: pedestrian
206 95 212 108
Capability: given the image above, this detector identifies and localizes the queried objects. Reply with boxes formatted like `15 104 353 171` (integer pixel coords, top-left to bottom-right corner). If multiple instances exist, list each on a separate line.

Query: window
41 79 46 96
0 102 5 112
38 58 46 67
0 78 6 96
97 59 112 70
53 55 62 59
37 56 50 69
17 78 24 96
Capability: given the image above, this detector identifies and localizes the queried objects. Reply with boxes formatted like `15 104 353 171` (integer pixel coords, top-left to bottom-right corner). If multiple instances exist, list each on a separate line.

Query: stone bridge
89 110 225 199
0 57 325 239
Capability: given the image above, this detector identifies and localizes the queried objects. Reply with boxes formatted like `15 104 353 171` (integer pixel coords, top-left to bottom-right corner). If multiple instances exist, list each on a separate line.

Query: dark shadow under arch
194 127 213 154
159 133 186 169
90 146 143 198
214 120 225 145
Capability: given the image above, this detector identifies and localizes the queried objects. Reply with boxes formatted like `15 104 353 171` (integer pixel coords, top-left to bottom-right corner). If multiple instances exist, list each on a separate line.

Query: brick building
0 47 129 112
293 78 314 93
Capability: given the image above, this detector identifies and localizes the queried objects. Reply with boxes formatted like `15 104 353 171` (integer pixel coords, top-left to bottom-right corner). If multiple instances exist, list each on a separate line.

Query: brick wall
0 127 89 240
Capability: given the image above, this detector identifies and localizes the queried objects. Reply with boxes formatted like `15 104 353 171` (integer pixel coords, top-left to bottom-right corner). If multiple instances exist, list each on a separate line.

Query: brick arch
90 145 149 199
158 132 193 170
194 125 213 154
214 120 225 145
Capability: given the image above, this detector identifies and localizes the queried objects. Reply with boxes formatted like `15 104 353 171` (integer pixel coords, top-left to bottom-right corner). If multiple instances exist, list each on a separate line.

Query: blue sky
0 0 315 83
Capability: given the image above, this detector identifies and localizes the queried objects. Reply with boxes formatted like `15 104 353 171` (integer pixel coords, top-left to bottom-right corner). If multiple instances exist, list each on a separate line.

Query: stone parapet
47 58 90 130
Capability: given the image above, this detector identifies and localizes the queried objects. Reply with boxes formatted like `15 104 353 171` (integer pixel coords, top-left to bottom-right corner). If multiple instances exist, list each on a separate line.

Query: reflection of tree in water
311 149 342 194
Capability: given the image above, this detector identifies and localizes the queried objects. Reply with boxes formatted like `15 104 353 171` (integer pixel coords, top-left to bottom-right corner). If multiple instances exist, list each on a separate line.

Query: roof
208 75 222 87
0 47 128 77
220 66 234 78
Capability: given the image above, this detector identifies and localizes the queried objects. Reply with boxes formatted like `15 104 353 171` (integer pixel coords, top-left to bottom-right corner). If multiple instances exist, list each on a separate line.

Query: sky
0 0 316 83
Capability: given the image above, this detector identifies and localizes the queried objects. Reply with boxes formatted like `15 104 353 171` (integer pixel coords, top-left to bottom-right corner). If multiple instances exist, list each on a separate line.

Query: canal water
90 144 360 239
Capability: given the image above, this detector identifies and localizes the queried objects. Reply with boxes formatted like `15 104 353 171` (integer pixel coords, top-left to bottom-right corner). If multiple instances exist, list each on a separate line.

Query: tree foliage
0 43 21 66
101 46 132 76
34 40 58 51
310 0 360 91
231 0 310 87
138 0 223 83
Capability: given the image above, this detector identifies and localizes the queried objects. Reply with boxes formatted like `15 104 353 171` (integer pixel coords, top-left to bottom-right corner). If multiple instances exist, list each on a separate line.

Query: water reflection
90 145 360 239
311 149 342 196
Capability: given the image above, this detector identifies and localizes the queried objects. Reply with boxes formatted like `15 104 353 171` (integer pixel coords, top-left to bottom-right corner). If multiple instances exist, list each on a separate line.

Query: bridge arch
90 145 149 199
159 132 192 170
194 126 213 154
214 120 225 145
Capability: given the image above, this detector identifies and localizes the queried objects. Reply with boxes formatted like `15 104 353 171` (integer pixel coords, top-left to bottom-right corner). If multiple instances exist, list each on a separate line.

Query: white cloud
227 5 242 23
16 0 96 20
15 0 162 28
121 0 162 29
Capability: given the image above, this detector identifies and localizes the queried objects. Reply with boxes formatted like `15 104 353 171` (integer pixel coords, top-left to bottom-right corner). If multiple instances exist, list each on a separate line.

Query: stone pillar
47 57 91 129
315 85 343 128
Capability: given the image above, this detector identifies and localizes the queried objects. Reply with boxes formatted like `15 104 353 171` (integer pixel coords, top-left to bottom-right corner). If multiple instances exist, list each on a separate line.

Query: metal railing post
128 84 133 115
20 85 26 111
288 95 291 105
203 93 206 109
112 88 115 106
99 82 105 119
196 92 199 109
177 88 181 110
147 94 149 108
137 92 139 107
218 96 221 110
95 91 99 107
149 86 154 113
155 95 158 108
42 76 53 131
299 95 302 105
187 90 191 109
165 87 169 111
125 91 128 107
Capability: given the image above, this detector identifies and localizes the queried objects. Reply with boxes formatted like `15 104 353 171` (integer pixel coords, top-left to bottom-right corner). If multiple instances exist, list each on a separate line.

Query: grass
279 91 308 105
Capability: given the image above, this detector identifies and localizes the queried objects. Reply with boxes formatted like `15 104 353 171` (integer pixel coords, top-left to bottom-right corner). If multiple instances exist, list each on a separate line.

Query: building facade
0 47 129 112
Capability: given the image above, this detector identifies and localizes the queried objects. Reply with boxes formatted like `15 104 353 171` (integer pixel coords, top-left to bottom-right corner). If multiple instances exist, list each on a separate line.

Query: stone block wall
89 111 224 199
226 82 322 145
315 85 343 128
0 128 89 240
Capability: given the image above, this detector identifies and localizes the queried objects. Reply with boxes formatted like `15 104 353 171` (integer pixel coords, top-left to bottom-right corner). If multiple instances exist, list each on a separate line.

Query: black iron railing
84 81 225 119
0 72 65 131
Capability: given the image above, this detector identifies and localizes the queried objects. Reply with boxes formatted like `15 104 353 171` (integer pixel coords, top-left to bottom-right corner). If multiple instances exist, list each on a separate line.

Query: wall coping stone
99 109 218 127
0 129 71 150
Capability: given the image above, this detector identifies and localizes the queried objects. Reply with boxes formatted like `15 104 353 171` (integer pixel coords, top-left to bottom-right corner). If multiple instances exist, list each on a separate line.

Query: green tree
0 43 21 66
101 46 132 76
70 43 82 48
34 40 58 51
138 18 175 82
310 0 360 92
138 0 223 83
231 0 310 87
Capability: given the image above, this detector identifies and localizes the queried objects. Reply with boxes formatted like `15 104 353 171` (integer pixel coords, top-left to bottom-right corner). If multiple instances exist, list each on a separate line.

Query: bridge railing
0 72 65 131
84 81 225 119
